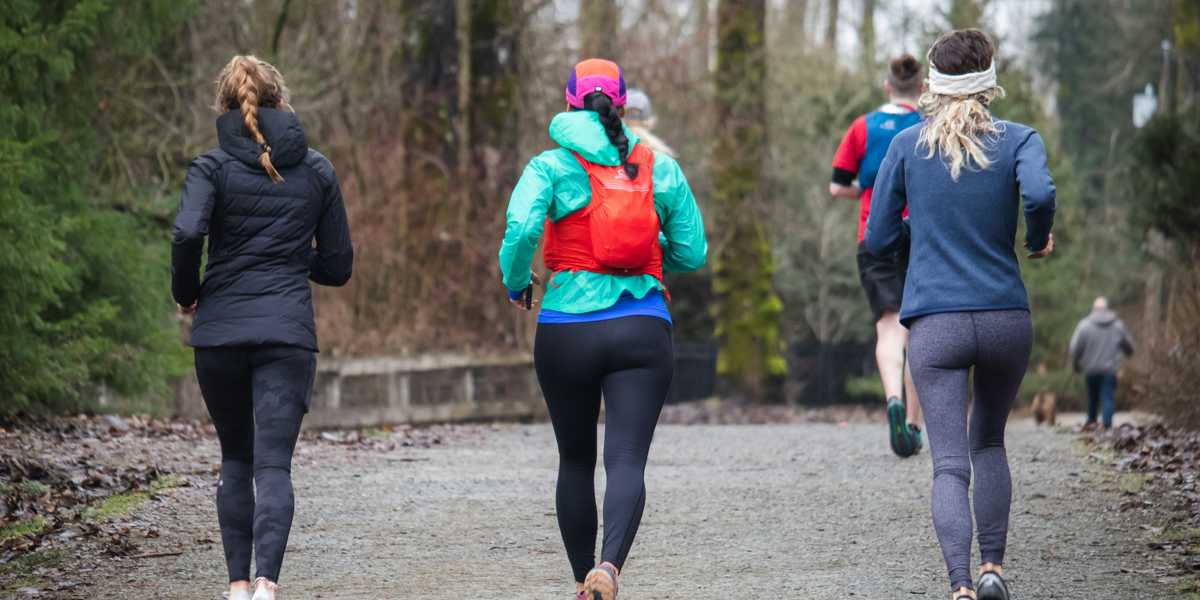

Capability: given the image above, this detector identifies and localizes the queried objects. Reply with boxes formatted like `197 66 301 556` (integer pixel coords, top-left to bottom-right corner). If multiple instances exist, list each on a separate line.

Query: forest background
2 0 1198 423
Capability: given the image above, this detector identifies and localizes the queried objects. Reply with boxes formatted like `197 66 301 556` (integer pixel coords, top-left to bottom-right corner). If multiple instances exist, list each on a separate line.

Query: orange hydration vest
543 143 665 285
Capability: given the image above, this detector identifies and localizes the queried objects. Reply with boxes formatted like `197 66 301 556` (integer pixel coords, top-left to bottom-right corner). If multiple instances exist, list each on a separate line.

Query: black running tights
534 316 674 583
195 345 315 583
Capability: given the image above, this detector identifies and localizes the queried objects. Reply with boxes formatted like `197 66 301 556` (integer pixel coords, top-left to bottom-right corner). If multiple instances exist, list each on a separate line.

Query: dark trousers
533 316 674 583
1085 373 1117 428
194 345 315 583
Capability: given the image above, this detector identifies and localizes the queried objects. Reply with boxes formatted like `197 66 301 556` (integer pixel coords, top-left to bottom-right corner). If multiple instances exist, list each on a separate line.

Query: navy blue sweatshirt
864 120 1055 325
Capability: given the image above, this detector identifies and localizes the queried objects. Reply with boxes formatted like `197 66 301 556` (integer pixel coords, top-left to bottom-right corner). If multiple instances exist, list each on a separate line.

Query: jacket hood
216 107 308 170
548 111 641 166
1088 308 1118 326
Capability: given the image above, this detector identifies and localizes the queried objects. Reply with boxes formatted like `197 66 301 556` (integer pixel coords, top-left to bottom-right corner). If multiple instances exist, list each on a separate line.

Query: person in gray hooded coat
1069 297 1135 429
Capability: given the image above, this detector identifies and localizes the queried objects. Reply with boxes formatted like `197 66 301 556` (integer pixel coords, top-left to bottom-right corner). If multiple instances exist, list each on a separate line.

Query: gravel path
74 418 1174 599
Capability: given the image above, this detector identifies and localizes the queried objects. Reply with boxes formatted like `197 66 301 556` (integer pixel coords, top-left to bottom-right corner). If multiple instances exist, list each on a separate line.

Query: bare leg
875 311 907 401
904 344 923 427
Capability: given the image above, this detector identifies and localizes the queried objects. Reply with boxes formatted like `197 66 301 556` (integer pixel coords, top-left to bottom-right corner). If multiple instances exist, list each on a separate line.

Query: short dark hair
888 54 923 96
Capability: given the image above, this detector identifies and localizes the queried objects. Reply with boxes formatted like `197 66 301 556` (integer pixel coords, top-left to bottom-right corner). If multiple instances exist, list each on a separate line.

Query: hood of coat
1088 308 1119 327
216 107 309 170
548 111 641 166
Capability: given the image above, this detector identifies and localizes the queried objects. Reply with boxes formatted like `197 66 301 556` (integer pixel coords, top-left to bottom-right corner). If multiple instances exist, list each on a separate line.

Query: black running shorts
856 240 909 322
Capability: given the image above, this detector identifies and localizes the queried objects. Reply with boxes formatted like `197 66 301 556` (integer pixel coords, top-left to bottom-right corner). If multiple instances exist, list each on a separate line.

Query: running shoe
976 566 1010 600
582 562 618 600
952 587 977 600
887 396 915 457
908 424 924 454
251 578 278 600
227 589 252 600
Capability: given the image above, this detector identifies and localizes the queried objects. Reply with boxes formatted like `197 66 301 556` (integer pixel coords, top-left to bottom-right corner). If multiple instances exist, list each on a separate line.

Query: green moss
0 549 66 594
150 474 185 492
84 474 185 522
845 375 884 401
1174 577 1200 599
1117 473 1152 495
1161 527 1200 543
15 481 50 496
0 516 46 541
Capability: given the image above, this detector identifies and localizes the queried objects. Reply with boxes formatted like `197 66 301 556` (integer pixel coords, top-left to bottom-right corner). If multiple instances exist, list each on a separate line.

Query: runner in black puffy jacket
170 54 352 600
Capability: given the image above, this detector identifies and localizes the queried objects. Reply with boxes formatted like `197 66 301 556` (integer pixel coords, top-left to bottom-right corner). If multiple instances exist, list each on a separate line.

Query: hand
1028 234 1054 259
177 301 197 315
506 273 542 311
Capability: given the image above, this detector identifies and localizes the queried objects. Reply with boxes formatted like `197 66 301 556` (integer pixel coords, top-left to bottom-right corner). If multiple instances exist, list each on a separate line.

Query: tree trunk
712 0 785 401
581 0 620 60
860 0 876 74
456 0 472 235
785 0 807 46
946 0 987 29
824 0 838 50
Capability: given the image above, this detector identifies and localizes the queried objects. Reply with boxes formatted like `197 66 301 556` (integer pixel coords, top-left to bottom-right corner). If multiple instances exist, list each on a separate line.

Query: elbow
678 243 709 272
312 251 354 287
171 226 204 246
329 254 354 286
328 267 352 287
1028 185 1057 212
678 255 707 272
1032 193 1056 212
863 232 887 256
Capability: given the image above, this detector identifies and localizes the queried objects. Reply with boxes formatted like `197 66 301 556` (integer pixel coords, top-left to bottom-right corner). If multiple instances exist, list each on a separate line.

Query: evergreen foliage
0 0 193 414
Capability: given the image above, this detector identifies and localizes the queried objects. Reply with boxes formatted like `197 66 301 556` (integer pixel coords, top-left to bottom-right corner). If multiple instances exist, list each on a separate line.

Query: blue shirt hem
538 291 672 325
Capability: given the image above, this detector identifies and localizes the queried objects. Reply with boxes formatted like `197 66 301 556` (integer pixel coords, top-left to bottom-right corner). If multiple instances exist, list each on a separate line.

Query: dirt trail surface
51 419 1176 599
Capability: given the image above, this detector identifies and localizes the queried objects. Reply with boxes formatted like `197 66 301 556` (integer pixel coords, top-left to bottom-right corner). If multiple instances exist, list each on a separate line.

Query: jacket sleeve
308 156 354 286
498 156 555 292
170 155 220 306
653 154 707 272
1068 320 1087 371
1118 321 1135 355
1015 130 1056 252
831 116 867 185
864 139 907 256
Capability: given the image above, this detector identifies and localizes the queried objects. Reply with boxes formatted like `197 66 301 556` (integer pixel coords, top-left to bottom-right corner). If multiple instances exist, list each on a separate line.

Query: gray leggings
907 310 1032 591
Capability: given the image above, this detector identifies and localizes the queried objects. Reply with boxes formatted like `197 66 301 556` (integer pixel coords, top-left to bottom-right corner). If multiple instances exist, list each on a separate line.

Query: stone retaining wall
175 354 544 429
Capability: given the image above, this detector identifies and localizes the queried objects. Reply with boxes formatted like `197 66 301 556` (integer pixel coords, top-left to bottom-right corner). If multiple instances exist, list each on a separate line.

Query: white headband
927 61 997 96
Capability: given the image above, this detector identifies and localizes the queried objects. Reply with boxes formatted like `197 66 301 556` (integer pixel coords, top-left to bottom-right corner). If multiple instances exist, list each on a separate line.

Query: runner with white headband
865 29 1055 600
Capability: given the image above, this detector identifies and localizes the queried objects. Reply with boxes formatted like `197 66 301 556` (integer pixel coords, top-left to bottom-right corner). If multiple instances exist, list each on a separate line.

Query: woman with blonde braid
171 55 353 600
866 30 1055 600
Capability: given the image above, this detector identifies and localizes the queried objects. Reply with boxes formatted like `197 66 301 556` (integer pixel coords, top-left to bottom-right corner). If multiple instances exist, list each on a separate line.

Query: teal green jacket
498 111 708 314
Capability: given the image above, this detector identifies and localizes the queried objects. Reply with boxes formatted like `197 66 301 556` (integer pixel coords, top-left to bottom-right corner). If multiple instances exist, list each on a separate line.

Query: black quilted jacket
171 107 353 350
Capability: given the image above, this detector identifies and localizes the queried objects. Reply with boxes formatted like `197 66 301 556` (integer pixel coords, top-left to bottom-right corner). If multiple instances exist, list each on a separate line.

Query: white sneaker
227 588 252 600
251 578 279 600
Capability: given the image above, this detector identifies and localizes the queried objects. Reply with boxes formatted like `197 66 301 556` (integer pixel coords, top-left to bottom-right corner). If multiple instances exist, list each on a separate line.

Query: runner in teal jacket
498 59 706 600
498 109 707 314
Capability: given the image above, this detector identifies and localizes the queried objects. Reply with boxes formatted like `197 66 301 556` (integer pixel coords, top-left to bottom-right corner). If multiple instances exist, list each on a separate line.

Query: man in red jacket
830 54 924 457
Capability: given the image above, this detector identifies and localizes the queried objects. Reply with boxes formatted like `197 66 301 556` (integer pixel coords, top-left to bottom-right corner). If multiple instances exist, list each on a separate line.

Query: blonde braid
214 55 290 183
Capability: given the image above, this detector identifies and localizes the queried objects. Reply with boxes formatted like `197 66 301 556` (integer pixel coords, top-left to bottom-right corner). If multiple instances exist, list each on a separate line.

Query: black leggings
534 316 674 583
194 346 315 583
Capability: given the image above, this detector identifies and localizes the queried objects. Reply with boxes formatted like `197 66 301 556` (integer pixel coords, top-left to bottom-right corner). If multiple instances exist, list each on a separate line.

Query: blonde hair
917 85 1005 181
917 30 1005 181
213 55 291 183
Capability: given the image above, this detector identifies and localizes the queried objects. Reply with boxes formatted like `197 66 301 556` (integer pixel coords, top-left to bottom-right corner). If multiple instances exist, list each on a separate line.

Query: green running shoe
887 396 914 457
908 424 924 454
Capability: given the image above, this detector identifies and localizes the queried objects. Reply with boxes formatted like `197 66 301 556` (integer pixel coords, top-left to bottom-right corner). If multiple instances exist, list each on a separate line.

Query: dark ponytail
582 91 639 180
